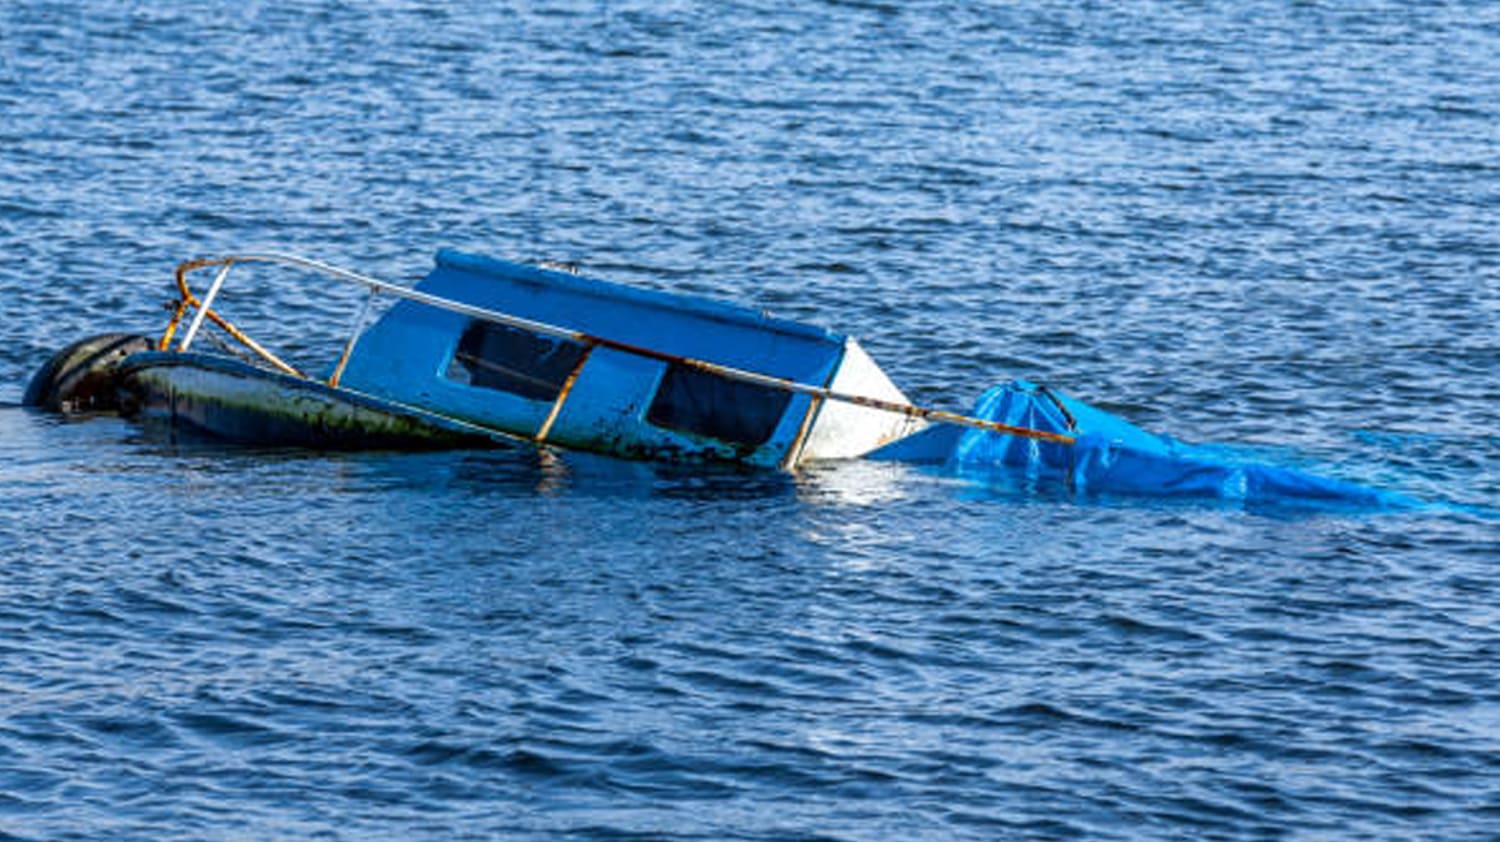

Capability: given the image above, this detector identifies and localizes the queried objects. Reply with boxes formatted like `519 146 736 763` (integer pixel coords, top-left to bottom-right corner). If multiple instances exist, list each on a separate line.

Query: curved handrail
162 252 1077 446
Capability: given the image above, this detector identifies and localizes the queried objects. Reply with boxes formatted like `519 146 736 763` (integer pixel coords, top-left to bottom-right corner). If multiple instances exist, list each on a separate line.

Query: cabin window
646 363 792 447
445 321 586 402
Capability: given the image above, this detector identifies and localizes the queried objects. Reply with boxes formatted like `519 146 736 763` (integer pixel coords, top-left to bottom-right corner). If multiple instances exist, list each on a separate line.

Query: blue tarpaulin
870 381 1409 509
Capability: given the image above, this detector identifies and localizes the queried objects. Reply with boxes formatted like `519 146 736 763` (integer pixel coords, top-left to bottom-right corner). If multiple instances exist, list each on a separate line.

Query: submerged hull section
117 352 509 449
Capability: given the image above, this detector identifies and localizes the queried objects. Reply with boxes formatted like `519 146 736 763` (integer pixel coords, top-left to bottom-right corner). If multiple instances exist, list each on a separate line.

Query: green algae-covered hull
117 352 514 450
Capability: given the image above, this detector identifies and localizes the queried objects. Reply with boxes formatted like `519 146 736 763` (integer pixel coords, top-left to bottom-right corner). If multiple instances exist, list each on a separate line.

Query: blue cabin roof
417 249 845 380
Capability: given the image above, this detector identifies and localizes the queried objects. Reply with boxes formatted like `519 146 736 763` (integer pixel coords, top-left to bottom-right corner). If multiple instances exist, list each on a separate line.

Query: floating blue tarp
871 381 1409 509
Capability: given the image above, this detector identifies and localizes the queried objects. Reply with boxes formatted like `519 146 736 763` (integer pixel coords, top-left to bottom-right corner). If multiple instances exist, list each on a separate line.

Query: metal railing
162 253 1076 446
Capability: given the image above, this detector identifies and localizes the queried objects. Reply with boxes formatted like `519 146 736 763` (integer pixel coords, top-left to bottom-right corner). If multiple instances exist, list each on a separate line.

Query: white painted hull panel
795 339 927 464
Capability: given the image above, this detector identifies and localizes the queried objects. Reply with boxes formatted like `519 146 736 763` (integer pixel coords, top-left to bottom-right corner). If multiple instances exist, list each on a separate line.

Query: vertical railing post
328 286 378 387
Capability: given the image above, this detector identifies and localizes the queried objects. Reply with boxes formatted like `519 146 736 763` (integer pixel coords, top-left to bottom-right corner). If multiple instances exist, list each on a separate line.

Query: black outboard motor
23 333 154 413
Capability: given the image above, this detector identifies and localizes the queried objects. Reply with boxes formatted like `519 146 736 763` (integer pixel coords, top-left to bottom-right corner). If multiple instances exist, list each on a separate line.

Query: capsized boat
25 250 979 465
24 249 1406 507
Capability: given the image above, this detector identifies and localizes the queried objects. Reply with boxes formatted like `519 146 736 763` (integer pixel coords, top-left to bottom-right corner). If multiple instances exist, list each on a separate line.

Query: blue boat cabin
334 250 921 468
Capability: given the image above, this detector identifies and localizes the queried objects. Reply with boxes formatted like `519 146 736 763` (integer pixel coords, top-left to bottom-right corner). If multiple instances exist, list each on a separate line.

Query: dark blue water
2 2 1497 839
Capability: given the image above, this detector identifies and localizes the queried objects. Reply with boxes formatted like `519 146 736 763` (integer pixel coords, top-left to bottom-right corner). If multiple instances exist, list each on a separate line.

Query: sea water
1 2 1496 839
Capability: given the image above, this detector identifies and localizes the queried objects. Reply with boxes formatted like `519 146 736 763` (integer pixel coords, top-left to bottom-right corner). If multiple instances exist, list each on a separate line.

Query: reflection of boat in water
25 249 1404 508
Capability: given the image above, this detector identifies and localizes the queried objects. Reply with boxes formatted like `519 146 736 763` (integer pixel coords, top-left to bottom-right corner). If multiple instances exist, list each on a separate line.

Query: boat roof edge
433 248 846 346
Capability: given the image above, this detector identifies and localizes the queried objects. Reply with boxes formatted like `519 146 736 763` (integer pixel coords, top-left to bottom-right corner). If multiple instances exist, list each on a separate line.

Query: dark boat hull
116 352 514 450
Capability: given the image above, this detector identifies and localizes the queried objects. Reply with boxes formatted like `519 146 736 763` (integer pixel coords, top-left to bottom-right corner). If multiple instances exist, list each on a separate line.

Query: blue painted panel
338 299 554 435
336 299 453 395
541 347 813 467
543 347 669 454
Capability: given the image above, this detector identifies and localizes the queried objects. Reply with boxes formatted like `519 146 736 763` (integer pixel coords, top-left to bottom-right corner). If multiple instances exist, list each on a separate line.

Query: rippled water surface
2 2 1497 839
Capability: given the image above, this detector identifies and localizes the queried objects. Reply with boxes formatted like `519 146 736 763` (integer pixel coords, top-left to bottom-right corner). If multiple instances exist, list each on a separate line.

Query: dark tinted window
446 321 586 402
646 364 792 447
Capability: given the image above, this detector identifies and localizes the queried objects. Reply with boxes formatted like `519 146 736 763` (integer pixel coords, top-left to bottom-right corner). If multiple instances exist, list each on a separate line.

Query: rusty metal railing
162 253 1077 447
